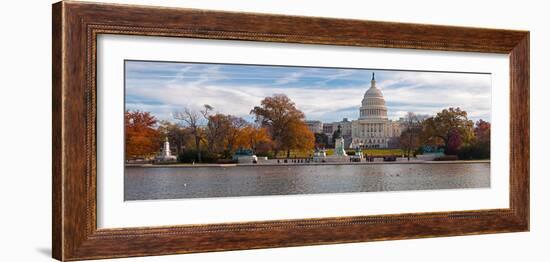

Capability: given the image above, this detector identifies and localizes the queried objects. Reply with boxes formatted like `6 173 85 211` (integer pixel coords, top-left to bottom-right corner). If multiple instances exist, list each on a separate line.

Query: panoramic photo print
124 60 492 201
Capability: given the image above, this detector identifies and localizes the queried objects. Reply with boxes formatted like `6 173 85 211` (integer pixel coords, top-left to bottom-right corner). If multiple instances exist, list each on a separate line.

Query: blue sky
125 60 492 123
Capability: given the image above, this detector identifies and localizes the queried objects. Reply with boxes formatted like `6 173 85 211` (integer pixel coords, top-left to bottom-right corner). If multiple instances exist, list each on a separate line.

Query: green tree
314 133 329 149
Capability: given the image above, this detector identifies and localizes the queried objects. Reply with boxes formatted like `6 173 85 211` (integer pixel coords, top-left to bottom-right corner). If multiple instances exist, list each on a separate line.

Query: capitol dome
359 73 388 120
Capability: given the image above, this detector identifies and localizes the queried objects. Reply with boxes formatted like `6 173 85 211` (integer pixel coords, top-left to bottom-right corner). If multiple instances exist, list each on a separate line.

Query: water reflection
124 163 490 201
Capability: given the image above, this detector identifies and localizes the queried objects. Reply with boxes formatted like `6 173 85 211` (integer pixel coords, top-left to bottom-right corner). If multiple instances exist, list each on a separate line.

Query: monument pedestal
324 155 350 163
334 136 347 156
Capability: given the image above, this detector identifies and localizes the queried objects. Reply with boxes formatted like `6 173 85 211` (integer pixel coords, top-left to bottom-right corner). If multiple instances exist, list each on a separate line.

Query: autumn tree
204 114 249 158
399 112 422 161
473 119 491 159
251 95 314 157
223 115 248 158
205 113 231 155
157 121 188 156
421 107 474 155
474 119 491 144
281 119 315 158
458 119 491 160
174 105 212 163
236 125 273 154
446 129 463 155
125 110 161 160
223 116 248 158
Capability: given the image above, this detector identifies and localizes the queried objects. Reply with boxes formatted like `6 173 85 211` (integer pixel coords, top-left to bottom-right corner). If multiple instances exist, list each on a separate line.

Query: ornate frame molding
53 1 529 261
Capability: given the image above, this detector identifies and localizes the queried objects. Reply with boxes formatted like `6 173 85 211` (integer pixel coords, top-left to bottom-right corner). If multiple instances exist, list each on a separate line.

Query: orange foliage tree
281 119 315 158
125 110 161 160
250 94 314 158
205 113 248 158
236 125 273 154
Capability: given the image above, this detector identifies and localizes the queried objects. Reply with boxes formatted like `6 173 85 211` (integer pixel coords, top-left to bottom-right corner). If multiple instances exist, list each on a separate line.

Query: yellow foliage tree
251 94 315 158
236 126 273 152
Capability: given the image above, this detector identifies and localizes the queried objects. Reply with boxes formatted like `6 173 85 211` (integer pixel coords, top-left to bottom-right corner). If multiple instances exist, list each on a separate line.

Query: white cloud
127 83 367 122
126 65 492 123
275 72 304 85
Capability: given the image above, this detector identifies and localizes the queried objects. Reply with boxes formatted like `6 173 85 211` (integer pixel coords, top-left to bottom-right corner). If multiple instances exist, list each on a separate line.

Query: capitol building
350 73 402 148
306 73 403 149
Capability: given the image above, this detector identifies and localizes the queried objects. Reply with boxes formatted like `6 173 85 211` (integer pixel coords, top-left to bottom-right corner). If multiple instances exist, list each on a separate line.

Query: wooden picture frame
52 1 529 261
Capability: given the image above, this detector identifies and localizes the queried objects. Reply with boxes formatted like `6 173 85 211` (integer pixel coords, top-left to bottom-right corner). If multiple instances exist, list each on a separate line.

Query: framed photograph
52 1 529 261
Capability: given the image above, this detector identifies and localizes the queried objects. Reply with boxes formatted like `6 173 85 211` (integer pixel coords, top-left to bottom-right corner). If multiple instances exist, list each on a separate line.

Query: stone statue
333 125 347 157
155 137 177 163
161 137 171 157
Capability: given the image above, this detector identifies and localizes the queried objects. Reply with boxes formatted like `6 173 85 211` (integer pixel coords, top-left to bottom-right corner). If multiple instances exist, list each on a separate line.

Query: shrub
434 155 459 161
216 159 238 164
178 150 218 163
458 143 490 160
255 151 274 158
415 146 425 155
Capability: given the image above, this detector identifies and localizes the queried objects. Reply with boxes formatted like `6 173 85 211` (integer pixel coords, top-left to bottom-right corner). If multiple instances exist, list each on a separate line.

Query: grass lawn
362 149 404 156
272 148 404 158
273 150 315 158
326 148 403 156
277 148 403 158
